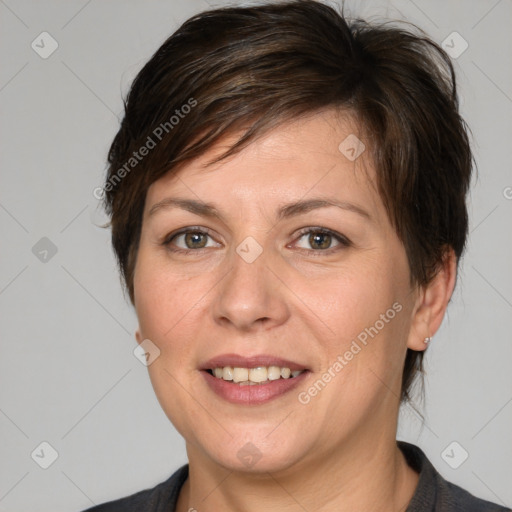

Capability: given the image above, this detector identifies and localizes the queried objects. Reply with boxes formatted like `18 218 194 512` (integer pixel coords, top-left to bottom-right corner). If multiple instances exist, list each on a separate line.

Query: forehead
144 109 380 216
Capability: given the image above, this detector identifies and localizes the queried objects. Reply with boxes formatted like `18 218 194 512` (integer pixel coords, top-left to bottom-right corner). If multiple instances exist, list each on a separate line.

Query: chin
201 431 309 474
216 449 302 474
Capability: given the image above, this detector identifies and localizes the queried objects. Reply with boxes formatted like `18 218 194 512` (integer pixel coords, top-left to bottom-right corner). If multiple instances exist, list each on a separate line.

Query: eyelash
162 226 351 256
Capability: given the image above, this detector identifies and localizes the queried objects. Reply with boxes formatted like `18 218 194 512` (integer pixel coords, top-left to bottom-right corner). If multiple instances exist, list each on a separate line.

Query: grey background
0 0 511 510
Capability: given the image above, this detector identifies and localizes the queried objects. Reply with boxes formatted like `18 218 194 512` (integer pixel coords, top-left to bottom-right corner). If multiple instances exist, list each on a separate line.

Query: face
133 109 421 474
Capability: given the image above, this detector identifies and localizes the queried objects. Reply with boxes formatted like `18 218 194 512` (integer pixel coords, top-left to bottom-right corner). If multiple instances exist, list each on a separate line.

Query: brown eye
308 231 332 250
164 228 219 253
183 231 208 249
293 228 350 255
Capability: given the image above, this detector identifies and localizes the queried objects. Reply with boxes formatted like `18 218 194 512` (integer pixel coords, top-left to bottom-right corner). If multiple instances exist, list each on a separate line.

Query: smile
199 353 310 404
207 366 306 385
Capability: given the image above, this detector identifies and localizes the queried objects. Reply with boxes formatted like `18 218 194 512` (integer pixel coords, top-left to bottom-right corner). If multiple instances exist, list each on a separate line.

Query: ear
407 247 458 351
135 329 143 345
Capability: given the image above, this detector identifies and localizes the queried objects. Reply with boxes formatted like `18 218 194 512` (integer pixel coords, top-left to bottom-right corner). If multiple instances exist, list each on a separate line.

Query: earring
424 337 431 344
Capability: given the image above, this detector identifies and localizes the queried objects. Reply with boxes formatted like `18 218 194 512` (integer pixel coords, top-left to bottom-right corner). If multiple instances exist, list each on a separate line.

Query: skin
133 109 457 512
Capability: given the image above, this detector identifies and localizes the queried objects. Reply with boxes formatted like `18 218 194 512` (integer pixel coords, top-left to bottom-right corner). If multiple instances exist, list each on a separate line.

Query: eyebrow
148 197 371 222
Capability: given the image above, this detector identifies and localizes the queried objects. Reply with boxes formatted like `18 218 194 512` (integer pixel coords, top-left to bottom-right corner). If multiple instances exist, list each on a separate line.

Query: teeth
268 366 281 380
249 367 267 382
209 365 305 383
222 366 234 381
233 367 249 383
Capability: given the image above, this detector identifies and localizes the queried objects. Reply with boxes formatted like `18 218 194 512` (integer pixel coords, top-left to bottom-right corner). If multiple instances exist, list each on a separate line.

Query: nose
212 243 290 333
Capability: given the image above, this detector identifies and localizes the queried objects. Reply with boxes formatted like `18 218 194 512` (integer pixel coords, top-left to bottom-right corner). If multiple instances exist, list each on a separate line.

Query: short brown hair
102 0 473 404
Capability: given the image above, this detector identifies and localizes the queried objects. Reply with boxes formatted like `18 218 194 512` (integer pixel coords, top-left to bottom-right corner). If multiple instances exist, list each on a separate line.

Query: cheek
134 247 201 338
302 261 401 339
134 259 207 431
304 260 410 391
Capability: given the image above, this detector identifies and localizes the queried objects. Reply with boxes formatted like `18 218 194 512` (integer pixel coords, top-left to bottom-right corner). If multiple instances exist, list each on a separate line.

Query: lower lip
201 370 310 405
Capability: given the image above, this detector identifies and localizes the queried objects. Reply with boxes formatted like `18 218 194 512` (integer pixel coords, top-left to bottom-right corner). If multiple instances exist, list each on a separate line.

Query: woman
84 1 510 510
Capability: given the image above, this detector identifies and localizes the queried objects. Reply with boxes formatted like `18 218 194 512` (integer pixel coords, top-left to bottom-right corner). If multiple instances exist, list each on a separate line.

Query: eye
163 227 219 253
162 226 350 256
292 227 350 254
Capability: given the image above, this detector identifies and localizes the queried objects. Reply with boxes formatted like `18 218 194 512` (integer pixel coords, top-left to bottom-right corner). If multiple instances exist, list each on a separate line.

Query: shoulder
398 441 510 512
435 475 511 512
79 464 189 512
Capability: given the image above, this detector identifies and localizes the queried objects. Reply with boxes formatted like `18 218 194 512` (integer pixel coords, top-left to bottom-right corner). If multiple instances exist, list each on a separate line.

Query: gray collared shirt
83 441 510 511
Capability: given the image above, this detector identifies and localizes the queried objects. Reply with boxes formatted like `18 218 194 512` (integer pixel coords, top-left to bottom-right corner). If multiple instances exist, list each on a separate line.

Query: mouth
199 354 310 404
205 365 306 385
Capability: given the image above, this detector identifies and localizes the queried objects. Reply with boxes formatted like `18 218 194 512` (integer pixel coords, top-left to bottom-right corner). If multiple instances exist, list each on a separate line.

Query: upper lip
199 353 309 372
